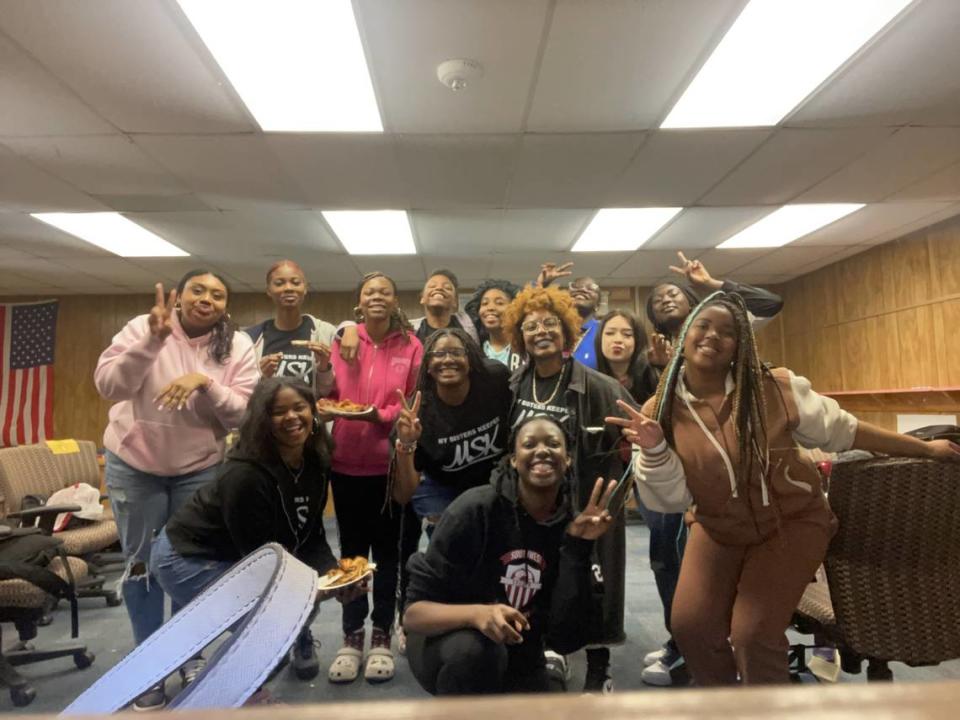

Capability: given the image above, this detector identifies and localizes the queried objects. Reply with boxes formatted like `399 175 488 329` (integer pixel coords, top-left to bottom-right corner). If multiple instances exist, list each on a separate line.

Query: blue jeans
104 451 219 645
639 505 687 641
151 528 233 609
411 473 460 539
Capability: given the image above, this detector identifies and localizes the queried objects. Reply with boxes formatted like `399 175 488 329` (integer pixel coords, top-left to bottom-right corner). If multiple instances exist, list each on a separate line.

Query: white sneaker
643 646 668 666
544 650 571 683
641 645 685 687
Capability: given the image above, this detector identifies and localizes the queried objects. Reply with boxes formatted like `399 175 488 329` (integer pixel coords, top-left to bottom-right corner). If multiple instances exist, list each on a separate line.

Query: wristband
395 440 417 455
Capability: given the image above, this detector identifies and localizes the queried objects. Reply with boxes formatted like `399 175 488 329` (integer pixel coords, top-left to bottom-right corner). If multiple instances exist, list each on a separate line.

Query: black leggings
406 629 552 695
331 472 416 635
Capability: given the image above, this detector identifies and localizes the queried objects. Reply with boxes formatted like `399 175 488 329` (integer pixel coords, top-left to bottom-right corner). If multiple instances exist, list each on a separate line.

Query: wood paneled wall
753 214 960 428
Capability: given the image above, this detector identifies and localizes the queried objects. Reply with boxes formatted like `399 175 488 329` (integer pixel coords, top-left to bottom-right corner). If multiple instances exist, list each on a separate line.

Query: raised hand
259 352 282 377
473 603 530 645
927 439 960 462
567 477 616 540
395 389 422 445
605 399 665 449
307 341 331 371
536 261 574 288
669 251 719 290
647 333 674 368
338 325 360 364
148 283 177 341
154 372 210 411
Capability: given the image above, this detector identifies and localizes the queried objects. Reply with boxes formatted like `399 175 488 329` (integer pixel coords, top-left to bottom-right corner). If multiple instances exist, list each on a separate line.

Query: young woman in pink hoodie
94 269 258 711
322 271 423 686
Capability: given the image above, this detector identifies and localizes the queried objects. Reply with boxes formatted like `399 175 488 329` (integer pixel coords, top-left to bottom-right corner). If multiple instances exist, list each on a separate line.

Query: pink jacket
329 325 422 476
94 313 258 476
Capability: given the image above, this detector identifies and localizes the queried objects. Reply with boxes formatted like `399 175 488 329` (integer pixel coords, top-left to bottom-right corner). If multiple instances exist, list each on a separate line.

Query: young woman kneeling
152 377 363 688
403 416 616 695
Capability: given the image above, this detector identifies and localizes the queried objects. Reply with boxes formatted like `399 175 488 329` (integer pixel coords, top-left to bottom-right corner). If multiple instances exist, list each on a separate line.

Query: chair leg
0 626 36 707
866 659 893 682
789 644 813 681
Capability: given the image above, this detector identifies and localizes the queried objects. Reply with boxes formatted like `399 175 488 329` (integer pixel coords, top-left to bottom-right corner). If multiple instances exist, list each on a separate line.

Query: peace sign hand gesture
148 283 177 341
605 399 665 449
669 251 720 291
536 261 574 288
567 477 617 540
395 389 422 445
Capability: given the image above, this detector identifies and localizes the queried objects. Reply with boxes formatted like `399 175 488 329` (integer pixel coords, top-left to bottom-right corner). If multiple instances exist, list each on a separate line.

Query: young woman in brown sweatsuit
610 292 960 686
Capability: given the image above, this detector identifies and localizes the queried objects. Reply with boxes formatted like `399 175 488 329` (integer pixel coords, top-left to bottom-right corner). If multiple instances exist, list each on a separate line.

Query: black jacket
509 359 635 644
405 462 594 668
165 451 336 574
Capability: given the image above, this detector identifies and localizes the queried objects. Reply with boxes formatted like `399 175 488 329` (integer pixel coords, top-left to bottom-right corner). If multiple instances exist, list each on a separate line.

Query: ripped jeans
104 451 219 646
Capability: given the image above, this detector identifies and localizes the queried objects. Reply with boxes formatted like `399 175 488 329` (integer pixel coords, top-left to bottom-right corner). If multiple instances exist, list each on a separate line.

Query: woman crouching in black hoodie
403 415 617 695
151 377 364 696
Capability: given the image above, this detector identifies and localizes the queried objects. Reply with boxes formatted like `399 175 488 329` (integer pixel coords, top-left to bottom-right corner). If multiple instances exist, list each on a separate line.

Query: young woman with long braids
502 285 634 693
403 415 617 695
322 271 423 686
593 310 683 686
612 292 960 686
244 259 359 393
94 270 258 711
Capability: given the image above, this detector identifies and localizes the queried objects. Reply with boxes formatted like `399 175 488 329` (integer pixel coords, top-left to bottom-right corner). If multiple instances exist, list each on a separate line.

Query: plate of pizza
316 398 376 419
317 556 376 590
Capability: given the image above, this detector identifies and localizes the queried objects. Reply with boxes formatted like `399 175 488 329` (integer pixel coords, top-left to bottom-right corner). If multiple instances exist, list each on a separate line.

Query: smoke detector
436 58 483 92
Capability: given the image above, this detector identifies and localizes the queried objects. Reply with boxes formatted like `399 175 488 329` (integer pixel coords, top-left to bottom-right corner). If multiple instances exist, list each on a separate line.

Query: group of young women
94 256 960 709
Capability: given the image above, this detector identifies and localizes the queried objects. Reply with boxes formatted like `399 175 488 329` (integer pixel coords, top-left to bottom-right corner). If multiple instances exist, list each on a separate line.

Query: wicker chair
0 524 94 707
0 445 119 606
792 456 960 680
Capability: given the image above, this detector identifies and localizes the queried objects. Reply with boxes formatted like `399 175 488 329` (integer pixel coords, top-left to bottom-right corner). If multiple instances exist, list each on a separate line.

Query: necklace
532 364 565 406
281 457 304 484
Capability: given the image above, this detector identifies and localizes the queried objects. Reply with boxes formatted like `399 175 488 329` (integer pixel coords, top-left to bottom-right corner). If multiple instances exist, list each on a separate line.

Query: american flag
0 301 58 447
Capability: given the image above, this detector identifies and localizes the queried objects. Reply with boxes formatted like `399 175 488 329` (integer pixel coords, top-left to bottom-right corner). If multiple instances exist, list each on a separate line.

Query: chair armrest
8 504 83 534
0 525 43 538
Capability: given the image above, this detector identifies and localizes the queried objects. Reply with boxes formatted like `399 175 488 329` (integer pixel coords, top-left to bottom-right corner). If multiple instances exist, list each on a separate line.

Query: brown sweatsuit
636 368 854 685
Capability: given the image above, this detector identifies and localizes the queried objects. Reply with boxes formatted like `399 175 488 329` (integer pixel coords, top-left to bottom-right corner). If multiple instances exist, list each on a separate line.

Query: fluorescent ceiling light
717 204 865 248
177 0 382 132
661 0 912 128
322 210 416 255
572 208 682 252
30 213 188 257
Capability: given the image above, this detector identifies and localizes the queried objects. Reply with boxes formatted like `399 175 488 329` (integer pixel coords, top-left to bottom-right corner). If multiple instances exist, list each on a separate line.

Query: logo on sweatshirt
499 549 545 609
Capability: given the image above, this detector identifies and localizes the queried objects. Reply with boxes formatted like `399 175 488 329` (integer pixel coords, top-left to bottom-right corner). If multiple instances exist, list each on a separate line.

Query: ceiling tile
267 134 406 209
3 135 186 195
412 209 593 255
395 135 517 209
0 0 254 133
790 0 960 127
351 256 426 289
690 248 773 278
644 206 771 250
488 251 628 286
791 202 957 246
132 135 307 210
0 145 104 212
507 133 645 207
0 33 114 136
528 0 745 131
608 248 708 282
733 246 852 276
356 0 549 132
606 129 771 206
796 128 960 203
128 210 341 259
889 160 960 203
701 128 896 206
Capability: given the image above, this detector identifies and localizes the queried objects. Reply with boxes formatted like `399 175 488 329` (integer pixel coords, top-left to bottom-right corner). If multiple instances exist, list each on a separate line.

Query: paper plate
317 563 376 591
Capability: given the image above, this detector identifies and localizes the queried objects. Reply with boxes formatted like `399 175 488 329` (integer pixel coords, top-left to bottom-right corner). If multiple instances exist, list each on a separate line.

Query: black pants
406 629 553 695
331 472 413 635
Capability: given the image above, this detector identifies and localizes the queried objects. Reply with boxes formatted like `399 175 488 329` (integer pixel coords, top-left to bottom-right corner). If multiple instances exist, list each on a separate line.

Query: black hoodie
165 450 336 574
405 461 594 670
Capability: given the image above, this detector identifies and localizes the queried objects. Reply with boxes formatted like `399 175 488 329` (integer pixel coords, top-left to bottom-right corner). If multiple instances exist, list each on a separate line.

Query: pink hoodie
329 324 422 476
94 312 258 476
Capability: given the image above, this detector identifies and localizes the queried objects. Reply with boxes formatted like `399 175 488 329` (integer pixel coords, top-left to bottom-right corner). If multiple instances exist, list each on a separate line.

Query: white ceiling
1 0 959 294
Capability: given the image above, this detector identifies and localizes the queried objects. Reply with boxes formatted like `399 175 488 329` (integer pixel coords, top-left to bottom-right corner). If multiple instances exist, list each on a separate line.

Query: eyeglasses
568 281 599 293
427 348 467 360
521 317 562 333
